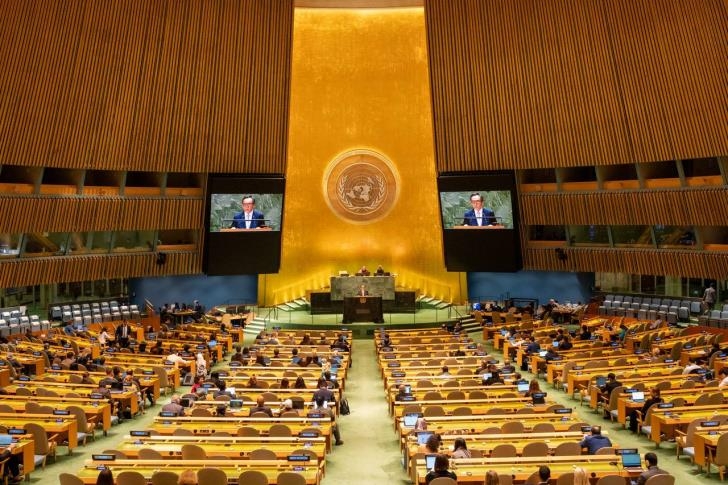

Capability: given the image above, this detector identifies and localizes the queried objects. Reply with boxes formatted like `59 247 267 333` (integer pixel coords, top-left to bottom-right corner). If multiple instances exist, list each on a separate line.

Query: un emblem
323 149 400 224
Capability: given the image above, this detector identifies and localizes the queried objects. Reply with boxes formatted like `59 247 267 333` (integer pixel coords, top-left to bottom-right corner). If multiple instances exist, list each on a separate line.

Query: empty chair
269 424 292 437
237 470 268 485
151 472 179 485
595 447 616 455
596 476 625 485
424 406 446 417
429 479 457 485
197 468 227 485
276 472 306 485
553 441 582 456
172 428 194 436
25 422 56 469
452 407 472 416
501 421 524 434
117 471 147 485
59 473 85 485
139 448 164 459
423 391 443 400
446 390 465 400
531 422 555 433
490 443 517 458
521 441 549 457
644 475 675 485
67 405 97 444
250 448 278 460
237 426 259 437
181 444 207 460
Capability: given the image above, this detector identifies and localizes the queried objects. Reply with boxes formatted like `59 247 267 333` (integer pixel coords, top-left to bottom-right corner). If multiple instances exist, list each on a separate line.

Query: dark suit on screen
462 208 496 226
231 209 266 229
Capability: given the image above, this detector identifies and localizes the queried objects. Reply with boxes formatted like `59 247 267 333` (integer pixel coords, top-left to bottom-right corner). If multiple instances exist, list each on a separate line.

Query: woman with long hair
451 437 472 458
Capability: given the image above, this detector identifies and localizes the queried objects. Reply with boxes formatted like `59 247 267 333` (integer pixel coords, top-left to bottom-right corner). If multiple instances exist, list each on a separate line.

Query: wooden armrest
674 429 687 437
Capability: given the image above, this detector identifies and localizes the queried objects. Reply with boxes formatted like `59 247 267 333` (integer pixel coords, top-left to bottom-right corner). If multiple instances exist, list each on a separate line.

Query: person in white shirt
719 368 728 389
682 359 704 375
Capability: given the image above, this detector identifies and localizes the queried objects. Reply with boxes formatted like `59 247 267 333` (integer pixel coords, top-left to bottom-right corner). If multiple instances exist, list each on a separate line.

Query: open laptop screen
631 391 645 402
425 454 437 470
621 453 642 468
417 432 433 446
403 414 419 427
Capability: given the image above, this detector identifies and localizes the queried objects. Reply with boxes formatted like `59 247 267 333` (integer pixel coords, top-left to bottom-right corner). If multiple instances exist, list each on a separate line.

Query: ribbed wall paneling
605 0 728 161
0 196 204 233
0 252 201 288
524 248 728 279
519 188 728 226
0 0 294 173
425 0 728 171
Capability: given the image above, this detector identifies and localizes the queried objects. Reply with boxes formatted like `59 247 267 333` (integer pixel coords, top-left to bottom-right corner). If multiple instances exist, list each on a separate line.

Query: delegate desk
4 381 140 416
692 425 728 470
0 367 9 386
0 395 113 432
343 296 383 323
78 459 320 485
649 404 728 445
0 412 78 452
150 416 333 448
1 438 35 478
615 388 727 425
116 434 327 461
413 455 635 484
396 412 582 437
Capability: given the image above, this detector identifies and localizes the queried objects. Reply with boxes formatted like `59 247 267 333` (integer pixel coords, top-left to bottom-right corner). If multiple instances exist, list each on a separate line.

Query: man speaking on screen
231 195 266 229
462 193 497 226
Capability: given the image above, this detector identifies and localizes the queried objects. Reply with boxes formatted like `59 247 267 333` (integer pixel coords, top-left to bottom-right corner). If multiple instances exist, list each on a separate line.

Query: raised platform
255 306 467 338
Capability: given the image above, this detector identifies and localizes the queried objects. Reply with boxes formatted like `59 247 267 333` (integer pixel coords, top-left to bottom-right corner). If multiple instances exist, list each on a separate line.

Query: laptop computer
552 341 559 348
532 392 546 405
403 413 419 427
0 435 13 446
539 350 548 357
595 376 607 388
425 454 437 471
621 453 643 471
631 391 645 402
517 382 529 393
417 432 434 445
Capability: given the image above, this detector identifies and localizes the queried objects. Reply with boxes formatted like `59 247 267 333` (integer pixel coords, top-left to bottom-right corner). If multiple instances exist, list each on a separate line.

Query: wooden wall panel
520 188 728 226
0 252 201 288
524 247 728 279
425 0 728 171
0 0 293 173
0 196 203 233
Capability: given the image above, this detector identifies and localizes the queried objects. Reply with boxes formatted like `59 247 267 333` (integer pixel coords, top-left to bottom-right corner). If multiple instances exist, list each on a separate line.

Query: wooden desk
0 367 9 386
0 412 78 452
650 404 728 445
2 439 35 478
396 413 582 437
693 425 728 469
78 459 319 485
115 434 327 460
0 395 113 432
413 455 635 484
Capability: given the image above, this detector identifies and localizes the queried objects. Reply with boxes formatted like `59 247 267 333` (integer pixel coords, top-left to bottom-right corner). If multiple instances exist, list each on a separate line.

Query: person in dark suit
635 452 670 485
580 426 612 454
230 195 266 229
629 388 662 432
357 284 369 296
358 265 371 276
462 192 497 226
115 320 132 348
375 265 385 275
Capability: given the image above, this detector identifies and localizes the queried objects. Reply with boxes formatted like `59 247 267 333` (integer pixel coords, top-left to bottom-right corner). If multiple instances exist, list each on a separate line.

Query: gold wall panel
261 7 461 305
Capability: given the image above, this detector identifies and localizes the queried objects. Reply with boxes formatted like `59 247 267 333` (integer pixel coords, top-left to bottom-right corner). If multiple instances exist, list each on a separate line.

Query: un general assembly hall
0 1 727 485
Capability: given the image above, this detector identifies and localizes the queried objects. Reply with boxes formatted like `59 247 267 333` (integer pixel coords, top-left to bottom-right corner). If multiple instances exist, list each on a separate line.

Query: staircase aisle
322 339 410 484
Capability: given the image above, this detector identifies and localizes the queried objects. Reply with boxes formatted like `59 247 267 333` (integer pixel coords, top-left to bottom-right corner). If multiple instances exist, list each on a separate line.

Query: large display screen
438 172 521 272
204 175 285 275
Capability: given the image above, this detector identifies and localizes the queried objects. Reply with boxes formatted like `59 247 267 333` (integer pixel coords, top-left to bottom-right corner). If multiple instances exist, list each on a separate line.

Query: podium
343 296 383 323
